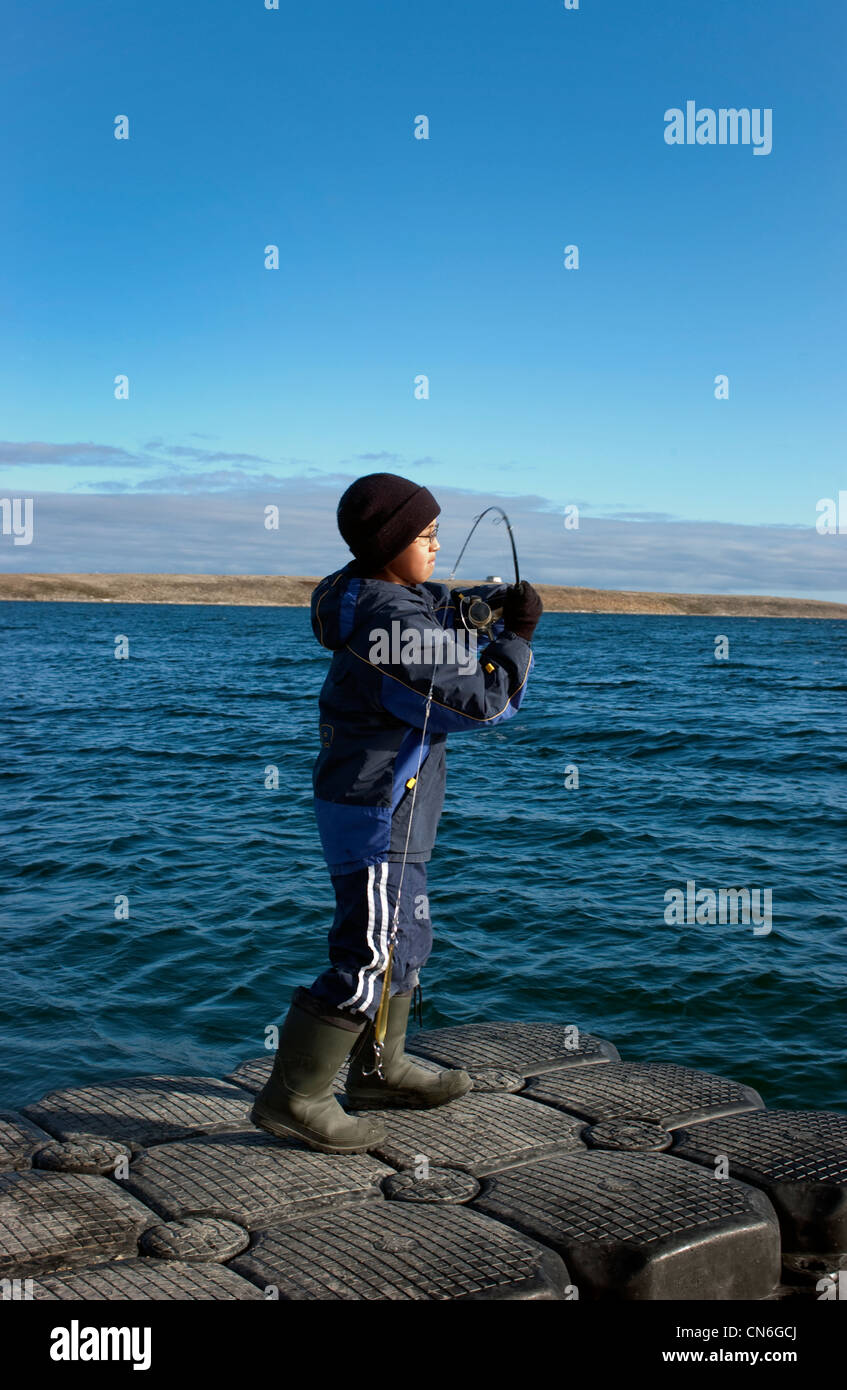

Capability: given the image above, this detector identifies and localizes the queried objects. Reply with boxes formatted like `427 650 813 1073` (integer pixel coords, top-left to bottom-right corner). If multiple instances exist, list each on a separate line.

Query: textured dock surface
2 1020 846 1301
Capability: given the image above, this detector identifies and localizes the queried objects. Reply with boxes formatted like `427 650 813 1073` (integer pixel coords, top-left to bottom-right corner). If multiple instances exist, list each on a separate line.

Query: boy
251 473 542 1153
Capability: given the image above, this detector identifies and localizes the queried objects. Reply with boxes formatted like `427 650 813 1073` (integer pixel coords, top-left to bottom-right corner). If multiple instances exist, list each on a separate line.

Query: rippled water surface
1 600 845 1114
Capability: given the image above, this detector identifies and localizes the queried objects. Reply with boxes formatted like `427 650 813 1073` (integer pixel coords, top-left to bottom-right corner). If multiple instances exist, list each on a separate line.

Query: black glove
500 580 543 641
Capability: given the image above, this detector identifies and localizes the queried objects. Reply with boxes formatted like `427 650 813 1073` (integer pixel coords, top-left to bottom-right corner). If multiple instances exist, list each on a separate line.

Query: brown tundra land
1 572 846 618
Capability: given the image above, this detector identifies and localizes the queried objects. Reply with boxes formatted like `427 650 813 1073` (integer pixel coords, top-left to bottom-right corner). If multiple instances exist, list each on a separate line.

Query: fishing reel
455 592 505 640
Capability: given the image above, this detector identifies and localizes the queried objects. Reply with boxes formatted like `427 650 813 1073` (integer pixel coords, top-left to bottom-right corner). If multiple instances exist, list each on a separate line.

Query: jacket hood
311 562 441 652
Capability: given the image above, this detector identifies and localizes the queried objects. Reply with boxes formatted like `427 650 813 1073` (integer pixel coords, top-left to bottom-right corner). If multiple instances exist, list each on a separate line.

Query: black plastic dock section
1 1021 845 1300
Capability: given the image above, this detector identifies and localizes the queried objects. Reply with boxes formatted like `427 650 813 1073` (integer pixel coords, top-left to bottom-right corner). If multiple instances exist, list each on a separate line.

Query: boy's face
373 519 440 585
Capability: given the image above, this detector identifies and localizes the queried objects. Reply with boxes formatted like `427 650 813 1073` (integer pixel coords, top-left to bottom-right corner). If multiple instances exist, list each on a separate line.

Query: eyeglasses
415 524 439 547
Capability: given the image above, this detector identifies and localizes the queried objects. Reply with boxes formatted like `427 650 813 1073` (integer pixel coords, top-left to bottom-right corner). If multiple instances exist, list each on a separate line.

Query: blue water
1 601 845 1116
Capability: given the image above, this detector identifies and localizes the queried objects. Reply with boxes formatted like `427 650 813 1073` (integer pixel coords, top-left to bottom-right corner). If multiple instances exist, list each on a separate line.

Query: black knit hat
336 473 440 573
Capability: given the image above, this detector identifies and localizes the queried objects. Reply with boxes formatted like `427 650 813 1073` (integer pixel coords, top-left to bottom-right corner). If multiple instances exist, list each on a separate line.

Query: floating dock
1 1021 845 1300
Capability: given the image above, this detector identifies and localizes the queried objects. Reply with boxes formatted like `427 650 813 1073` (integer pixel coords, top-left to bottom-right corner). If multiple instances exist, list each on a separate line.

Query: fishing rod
363 505 522 1078
451 505 521 641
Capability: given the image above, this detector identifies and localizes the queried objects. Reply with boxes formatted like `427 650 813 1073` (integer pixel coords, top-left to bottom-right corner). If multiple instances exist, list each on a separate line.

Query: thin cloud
0 441 142 468
599 509 683 523
144 443 279 465
1 478 844 602
0 438 307 475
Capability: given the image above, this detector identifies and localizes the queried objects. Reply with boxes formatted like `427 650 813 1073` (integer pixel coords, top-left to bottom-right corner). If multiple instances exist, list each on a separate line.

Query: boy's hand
500 581 543 641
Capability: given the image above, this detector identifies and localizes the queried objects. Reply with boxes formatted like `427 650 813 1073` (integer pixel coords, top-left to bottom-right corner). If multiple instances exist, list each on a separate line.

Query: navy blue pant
308 860 432 1023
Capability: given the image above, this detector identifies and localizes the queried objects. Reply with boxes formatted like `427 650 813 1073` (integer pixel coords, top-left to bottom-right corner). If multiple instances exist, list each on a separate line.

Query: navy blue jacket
310 562 534 874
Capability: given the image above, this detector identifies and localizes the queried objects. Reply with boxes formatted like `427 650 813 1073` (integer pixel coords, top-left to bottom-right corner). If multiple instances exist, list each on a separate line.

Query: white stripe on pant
339 860 389 1012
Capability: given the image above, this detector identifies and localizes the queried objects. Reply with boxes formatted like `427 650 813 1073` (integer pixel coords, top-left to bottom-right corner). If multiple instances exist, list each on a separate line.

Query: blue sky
1 0 845 597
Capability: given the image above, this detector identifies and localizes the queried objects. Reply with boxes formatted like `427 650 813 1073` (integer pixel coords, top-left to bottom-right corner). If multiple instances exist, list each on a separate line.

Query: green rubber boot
250 995 386 1154
345 990 473 1109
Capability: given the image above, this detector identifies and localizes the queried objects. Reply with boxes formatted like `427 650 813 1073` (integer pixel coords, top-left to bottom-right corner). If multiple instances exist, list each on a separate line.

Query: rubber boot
250 994 386 1154
345 990 473 1109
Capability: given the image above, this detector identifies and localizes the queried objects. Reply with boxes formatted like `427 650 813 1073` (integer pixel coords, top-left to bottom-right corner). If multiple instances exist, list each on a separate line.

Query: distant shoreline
1 572 845 619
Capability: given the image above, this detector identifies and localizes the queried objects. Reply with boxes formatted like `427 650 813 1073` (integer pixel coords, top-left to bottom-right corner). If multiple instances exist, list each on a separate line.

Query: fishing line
363 505 521 1077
